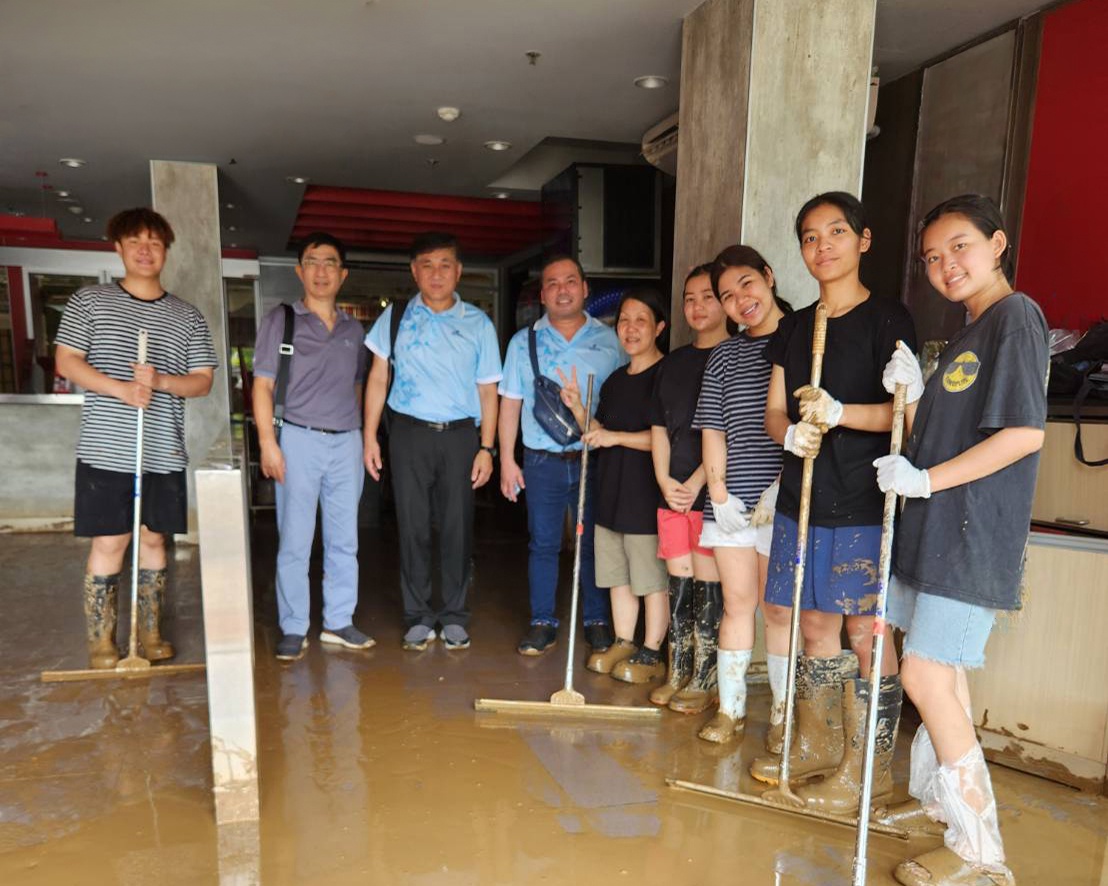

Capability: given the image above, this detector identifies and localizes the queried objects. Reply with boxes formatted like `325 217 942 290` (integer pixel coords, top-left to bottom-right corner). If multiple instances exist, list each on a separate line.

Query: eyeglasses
302 257 342 270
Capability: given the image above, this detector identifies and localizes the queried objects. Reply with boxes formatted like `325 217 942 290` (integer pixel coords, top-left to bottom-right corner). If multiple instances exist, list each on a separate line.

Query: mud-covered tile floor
2 511 1106 885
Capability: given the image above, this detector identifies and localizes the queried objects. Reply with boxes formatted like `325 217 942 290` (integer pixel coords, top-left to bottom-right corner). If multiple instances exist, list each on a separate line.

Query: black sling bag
272 303 295 441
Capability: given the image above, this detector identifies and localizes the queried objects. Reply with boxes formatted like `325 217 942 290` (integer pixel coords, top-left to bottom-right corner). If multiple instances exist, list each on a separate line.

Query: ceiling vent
641 111 679 177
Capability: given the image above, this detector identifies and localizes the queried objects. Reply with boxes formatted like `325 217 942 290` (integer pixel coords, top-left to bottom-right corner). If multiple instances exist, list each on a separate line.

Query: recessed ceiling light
82 217 93 223
484 140 512 152
58 197 78 204
224 202 236 210
285 175 309 184
494 192 510 199
59 158 86 168
230 242 239 248
67 205 84 215
226 225 238 232
436 106 461 122
413 134 446 146
100 235 109 241
57 190 70 198
633 75 668 89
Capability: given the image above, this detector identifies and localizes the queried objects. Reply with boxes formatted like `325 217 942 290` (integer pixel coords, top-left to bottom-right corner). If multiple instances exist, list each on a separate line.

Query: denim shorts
764 513 882 615
885 574 996 669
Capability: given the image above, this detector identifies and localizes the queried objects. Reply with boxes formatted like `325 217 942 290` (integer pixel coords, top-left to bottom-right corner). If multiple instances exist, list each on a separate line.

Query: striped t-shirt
55 283 218 474
692 333 781 521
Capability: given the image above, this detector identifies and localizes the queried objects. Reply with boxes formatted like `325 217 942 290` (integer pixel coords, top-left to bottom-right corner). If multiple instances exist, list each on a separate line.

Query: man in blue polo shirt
499 255 626 655
364 232 501 651
254 232 372 661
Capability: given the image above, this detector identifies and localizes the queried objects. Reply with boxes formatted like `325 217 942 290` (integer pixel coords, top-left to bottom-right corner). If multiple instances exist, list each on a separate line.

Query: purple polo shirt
254 300 368 431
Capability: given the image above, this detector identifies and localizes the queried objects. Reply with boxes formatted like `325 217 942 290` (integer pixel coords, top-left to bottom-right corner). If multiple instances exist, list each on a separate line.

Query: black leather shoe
517 624 557 656
584 623 614 652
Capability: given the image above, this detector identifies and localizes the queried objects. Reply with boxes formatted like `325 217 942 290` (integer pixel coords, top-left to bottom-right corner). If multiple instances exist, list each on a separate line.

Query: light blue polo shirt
365 293 502 423
500 313 626 452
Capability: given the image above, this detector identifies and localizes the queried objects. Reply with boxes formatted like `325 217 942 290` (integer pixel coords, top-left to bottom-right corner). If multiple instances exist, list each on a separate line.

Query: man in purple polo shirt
253 232 373 661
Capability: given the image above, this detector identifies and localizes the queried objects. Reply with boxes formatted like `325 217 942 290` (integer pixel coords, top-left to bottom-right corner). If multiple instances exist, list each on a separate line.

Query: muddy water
3 527 1108 884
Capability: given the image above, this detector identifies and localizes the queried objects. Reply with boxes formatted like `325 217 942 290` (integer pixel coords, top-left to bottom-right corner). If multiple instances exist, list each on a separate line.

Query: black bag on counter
1050 320 1108 467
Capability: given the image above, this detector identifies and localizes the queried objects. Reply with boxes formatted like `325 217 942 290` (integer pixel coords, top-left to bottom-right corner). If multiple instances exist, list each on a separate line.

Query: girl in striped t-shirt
688 245 792 745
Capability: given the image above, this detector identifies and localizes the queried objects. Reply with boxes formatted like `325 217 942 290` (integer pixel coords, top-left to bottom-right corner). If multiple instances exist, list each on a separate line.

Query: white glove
882 342 925 404
794 385 843 430
784 422 823 459
751 479 780 527
874 454 931 498
712 493 750 534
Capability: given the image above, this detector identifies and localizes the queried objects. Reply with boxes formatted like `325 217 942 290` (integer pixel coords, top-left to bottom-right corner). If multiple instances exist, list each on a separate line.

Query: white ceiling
0 0 1049 253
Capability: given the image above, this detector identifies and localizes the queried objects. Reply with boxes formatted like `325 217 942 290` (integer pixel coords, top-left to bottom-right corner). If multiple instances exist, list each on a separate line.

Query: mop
666 307 909 839
475 374 660 720
42 330 205 683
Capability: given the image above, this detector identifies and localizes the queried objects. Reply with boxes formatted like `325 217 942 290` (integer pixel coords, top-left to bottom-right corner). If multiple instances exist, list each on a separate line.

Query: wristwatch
479 444 498 457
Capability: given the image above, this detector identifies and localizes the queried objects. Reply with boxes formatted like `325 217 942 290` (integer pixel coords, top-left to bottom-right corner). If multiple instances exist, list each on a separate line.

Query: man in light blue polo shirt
364 232 501 651
499 255 626 656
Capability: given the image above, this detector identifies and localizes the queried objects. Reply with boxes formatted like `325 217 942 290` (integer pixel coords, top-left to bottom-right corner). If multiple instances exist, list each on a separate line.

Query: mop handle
562 373 595 692
778 303 828 791
851 375 907 886
128 330 149 658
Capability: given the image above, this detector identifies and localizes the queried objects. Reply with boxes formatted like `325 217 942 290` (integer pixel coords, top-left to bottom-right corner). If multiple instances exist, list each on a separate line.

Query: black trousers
388 418 478 628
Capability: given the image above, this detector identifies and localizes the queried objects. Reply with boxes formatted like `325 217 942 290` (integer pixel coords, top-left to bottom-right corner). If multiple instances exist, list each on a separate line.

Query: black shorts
73 461 188 538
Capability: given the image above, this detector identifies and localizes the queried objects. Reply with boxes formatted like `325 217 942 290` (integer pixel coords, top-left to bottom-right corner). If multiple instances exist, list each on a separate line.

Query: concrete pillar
671 0 877 343
150 160 231 530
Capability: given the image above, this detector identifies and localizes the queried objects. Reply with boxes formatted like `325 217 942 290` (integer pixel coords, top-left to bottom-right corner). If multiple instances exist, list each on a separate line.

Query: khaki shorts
595 524 668 596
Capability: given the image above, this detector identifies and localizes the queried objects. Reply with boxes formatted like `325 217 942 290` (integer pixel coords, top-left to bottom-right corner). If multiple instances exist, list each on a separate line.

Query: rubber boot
587 638 636 674
650 575 694 706
749 653 858 785
873 798 946 837
611 646 666 683
765 653 789 754
137 567 175 661
668 580 722 715
797 675 902 814
84 572 119 669
699 648 752 743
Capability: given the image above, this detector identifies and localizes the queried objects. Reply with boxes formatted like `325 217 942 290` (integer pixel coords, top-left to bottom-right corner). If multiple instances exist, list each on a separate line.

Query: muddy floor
2 507 1107 885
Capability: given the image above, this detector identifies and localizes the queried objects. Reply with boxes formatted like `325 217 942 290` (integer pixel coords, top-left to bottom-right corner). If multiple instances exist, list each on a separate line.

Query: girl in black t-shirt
872 195 1044 886
559 289 669 684
648 265 730 711
751 192 915 815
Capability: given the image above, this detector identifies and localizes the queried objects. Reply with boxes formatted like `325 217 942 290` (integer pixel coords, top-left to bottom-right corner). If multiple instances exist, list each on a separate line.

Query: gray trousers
388 417 478 628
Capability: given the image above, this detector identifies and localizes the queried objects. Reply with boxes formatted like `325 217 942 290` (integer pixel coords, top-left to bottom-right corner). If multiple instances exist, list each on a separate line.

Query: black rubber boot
84 572 119 669
668 580 722 714
650 575 694 706
137 567 175 661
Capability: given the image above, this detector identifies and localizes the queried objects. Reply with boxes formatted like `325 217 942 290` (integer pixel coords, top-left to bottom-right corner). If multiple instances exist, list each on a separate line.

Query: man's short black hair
540 253 586 282
106 208 175 248
410 231 459 260
298 232 347 265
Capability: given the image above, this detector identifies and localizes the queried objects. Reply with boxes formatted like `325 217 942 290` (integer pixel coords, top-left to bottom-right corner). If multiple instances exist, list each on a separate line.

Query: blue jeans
275 424 364 635
523 449 609 628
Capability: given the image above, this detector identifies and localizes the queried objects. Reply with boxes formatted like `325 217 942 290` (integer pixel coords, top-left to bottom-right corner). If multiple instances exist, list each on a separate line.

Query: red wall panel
1017 0 1108 331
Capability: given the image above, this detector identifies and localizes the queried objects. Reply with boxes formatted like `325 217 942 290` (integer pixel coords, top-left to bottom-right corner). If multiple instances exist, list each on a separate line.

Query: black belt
283 420 355 435
525 447 582 461
391 411 475 432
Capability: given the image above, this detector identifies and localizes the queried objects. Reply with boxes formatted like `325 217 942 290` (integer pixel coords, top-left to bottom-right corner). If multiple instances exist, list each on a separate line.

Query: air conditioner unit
641 111 679 176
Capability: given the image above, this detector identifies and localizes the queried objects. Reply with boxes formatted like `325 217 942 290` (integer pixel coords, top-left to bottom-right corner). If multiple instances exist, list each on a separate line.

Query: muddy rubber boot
668 580 722 715
765 653 789 754
650 575 694 706
137 567 175 661
587 638 636 674
894 847 1015 886
749 653 858 785
873 798 946 837
84 572 120 669
699 648 752 743
612 646 665 683
797 675 902 814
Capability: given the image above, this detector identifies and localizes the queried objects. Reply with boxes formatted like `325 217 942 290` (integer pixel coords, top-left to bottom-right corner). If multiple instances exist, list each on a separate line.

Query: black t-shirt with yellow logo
894 292 1049 610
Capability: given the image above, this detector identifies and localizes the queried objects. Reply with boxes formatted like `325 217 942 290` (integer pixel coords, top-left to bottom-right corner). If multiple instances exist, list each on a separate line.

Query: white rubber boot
765 652 789 753
698 648 751 743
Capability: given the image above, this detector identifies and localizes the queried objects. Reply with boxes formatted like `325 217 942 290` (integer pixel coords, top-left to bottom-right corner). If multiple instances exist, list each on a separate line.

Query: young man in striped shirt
55 208 217 669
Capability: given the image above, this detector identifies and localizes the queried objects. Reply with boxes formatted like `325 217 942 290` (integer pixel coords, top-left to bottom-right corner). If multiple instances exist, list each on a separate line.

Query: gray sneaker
441 624 471 650
276 633 307 661
402 624 436 651
320 624 376 650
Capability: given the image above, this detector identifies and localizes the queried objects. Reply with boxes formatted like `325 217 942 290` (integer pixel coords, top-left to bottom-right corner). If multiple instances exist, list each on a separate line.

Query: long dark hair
794 191 867 242
710 244 793 315
919 194 1014 284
